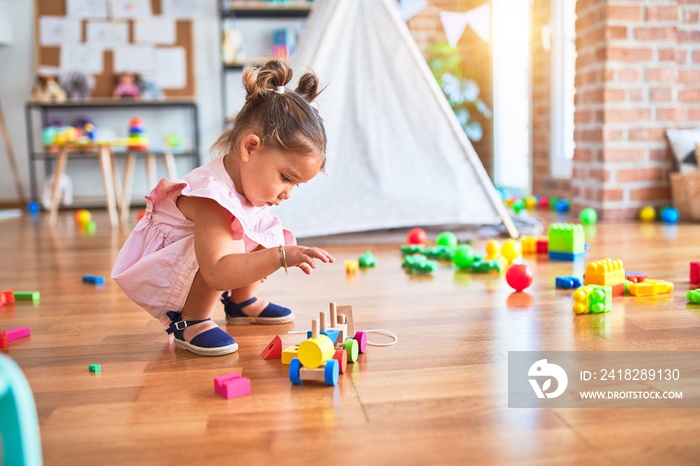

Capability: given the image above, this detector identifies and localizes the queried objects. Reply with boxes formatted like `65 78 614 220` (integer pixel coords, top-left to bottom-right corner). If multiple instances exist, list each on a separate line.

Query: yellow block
281 345 299 365
521 237 537 254
627 279 674 297
298 335 335 369
584 258 625 286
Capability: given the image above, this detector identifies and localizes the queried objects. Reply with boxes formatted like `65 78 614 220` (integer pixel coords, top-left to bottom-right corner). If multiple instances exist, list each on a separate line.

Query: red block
214 373 251 399
261 335 282 360
0 326 30 349
691 262 700 285
626 273 647 283
536 238 549 254
0 290 15 303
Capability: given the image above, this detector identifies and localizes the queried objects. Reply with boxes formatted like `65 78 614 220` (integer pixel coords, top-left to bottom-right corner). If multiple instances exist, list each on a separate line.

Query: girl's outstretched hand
284 246 335 275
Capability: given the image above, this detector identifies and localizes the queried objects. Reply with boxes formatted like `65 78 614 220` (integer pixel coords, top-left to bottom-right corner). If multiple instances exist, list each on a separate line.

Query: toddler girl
112 60 334 357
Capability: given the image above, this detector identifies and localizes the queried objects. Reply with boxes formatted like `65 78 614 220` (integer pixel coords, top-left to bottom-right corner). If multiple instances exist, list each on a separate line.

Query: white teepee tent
274 0 518 239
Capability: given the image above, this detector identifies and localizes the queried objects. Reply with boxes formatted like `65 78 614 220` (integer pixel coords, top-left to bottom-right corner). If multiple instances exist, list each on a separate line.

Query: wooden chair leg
98 146 119 228
163 152 178 180
146 153 157 189
120 153 136 224
111 152 122 205
48 148 69 228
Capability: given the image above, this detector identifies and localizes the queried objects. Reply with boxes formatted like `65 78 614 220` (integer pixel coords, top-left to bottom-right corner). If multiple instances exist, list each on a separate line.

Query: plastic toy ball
511 199 525 214
555 199 570 213
73 209 92 226
452 245 475 269
639 206 656 222
435 231 458 249
579 207 598 225
524 196 537 210
406 228 428 245
660 206 679 224
500 239 522 263
505 264 533 292
27 201 41 214
538 196 549 210
549 197 559 210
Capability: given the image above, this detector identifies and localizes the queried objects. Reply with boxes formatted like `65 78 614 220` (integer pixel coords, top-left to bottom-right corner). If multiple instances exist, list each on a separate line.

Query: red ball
505 264 533 292
406 227 428 245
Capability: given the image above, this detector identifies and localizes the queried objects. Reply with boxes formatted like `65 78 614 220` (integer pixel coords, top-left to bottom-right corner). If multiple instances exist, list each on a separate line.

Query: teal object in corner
0 354 43 466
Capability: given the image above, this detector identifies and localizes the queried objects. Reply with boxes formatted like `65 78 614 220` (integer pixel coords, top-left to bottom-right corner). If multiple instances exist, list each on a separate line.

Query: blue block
306 329 340 345
82 275 105 285
549 251 584 262
556 276 582 289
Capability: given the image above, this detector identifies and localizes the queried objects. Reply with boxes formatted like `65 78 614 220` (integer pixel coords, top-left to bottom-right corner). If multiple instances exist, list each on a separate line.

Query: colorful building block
14 291 40 302
536 237 549 254
82 275 105 285
572 285 612 314
688 289 700 304
344 260 359 274
521 236 537 254
548 223 585 261
0 327 31 349
584 258 625 296
627 279 674 297
88 364 101 372
625 272 647 283
261 335 282 360
214 373 251 399
691 262 700 285
556 276 582 289
281 345 300 365
0 290 15 303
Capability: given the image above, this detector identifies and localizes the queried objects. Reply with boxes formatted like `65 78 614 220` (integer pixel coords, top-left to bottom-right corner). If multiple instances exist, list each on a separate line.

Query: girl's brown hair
212 59 326 163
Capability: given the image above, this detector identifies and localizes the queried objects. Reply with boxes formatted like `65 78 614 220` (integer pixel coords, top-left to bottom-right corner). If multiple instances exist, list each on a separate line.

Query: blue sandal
165 311 238 356
221 292 295 325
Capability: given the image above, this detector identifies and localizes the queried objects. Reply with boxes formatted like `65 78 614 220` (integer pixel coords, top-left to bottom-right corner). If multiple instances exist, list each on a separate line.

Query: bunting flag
398 0 428 21
439 3 491 47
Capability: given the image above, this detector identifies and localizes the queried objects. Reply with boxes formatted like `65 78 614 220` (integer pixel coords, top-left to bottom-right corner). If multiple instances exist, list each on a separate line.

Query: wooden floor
2 210 700 466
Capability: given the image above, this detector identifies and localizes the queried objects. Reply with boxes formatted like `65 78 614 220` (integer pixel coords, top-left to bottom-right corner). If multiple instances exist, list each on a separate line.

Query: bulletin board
34 0 196 98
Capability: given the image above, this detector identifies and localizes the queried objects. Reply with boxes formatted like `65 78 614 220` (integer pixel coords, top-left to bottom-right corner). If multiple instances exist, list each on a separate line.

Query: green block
687 289 700 304
88 364 101 373
358 250 377 267
400 244 425 255
548 223 585 254
14 291 40 302
588 286 612 313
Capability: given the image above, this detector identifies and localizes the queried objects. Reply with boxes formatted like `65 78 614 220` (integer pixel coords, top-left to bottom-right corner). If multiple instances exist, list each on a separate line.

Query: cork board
34 0 195 98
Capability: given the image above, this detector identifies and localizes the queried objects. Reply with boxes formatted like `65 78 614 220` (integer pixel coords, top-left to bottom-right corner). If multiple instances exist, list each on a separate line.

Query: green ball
452 245 475 269
435 231 458 249
579 207 598 225
512 199 525 213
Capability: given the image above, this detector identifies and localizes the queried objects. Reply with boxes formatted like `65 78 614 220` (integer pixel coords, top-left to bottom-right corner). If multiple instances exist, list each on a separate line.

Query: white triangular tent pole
281 0 518 239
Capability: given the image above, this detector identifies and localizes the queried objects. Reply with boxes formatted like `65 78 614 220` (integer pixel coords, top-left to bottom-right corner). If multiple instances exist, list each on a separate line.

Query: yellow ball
524 195 537 210
74 209 92 226
485 239 501 260
639 206 656 222
501 239 522 263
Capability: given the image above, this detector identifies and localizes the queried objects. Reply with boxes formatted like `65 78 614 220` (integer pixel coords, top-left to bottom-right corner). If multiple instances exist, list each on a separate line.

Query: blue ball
660 207 679 224
555 199 570 213
27 201 40 214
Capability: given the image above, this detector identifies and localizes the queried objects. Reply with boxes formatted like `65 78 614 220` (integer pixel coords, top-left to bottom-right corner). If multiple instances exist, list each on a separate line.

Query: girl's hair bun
242 59 294 102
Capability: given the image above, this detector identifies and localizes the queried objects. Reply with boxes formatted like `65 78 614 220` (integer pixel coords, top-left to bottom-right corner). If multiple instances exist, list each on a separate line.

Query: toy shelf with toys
24 99 200 210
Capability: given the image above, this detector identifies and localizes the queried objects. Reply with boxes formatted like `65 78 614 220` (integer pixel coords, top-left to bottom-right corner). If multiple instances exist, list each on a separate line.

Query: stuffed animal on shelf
113 72 141 99
31 75 67 103
136 76 164 100
63 72 94 100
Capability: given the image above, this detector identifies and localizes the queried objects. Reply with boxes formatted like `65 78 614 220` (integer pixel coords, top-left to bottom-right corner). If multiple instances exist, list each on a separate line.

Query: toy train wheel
289 358 302 385
354 331 367 354
344 338 359 363
324 359 339 386
333 348 348 374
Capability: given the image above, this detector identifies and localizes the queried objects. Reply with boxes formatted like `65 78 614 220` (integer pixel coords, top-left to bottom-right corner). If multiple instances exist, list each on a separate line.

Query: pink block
691 262 700 285
214 373 251 399
0 326 30 349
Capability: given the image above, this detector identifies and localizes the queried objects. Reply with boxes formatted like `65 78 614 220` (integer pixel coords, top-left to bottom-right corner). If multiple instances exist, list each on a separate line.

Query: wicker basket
670 171 700 222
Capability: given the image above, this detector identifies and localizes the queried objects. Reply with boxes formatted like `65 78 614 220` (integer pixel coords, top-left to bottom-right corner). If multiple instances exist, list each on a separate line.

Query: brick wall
573 0 700 219
406 1 494 177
